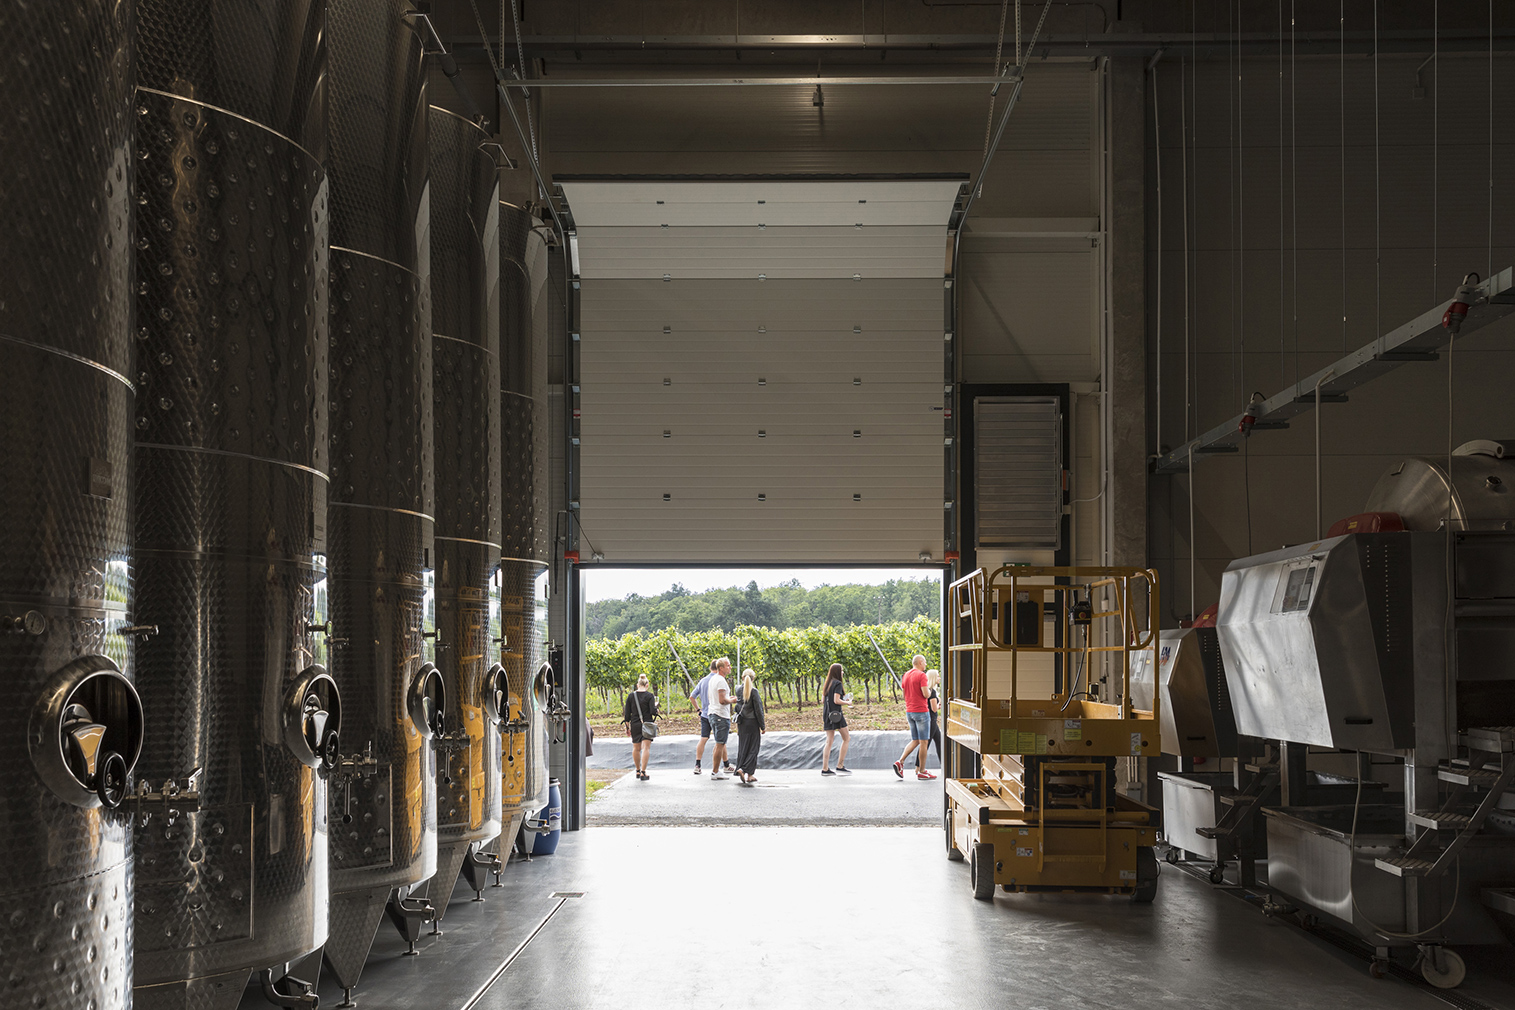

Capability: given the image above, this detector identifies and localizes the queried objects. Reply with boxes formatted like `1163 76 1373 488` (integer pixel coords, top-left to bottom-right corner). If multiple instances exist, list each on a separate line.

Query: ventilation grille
974 397 1063 550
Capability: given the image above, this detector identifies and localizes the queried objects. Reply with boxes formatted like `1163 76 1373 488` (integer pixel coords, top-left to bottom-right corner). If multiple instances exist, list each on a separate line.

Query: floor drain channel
457 895 574 1010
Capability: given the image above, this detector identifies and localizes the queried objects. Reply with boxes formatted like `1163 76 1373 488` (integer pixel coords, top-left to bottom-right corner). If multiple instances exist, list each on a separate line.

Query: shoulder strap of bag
635 691 649 723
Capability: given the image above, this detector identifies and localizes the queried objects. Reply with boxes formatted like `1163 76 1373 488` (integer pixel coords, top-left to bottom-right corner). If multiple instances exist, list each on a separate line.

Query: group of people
621 656 767 784
620 654 941 781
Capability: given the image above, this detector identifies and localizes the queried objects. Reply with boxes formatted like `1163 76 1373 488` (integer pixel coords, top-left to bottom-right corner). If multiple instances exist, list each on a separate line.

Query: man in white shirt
706 657 735 780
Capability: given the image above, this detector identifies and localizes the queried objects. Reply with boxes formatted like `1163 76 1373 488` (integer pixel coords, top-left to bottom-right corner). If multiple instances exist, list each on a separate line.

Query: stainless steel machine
420 106 505 923
131 3 341 1007
497 201 553 855
1218 440 1515 987
320 1 443 1001
1 7 144 1010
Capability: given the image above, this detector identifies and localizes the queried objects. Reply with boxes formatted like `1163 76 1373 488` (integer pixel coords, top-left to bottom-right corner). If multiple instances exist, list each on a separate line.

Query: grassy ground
586 694 913 736
585 768 630 801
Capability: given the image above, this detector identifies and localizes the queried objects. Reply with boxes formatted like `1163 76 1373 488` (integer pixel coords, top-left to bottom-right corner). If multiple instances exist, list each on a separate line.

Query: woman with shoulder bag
734 669 766 785
622 674 660 780
820 662 853 777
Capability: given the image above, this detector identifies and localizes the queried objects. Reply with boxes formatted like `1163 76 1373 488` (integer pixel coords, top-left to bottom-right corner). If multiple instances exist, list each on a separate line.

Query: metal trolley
944 566 1162 902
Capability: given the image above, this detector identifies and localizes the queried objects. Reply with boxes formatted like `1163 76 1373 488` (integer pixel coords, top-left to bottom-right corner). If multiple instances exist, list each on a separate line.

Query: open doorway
577 566 945 827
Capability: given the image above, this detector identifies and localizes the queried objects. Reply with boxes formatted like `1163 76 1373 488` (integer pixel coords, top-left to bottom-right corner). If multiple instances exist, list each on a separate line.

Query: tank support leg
462 845 501 901
386 892 435 952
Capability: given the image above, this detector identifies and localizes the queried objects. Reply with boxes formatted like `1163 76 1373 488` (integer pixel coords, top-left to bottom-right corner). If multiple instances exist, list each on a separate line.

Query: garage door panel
576 225 947 279
569 178 952 563
577 277 945 324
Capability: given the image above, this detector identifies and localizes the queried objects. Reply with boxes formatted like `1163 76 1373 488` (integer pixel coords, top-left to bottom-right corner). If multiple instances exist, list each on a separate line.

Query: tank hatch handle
284 668 342 772
408 662 446 739
30 656 144 810
260 967 318 1010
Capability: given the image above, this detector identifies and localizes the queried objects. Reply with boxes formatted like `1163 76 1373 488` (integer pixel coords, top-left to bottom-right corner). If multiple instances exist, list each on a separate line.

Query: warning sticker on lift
1016 847 1035 858
1120 870 1137 880
1131 732 1143 755
1000 730 1047 754
1063 719 1082 741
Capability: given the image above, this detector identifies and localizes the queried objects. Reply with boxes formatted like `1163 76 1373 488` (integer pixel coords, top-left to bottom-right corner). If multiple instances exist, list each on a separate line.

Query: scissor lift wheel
971 842 997 900
946 811 965 862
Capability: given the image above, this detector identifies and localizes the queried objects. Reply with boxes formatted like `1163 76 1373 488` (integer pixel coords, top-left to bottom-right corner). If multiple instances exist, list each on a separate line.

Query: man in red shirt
893 655 936 780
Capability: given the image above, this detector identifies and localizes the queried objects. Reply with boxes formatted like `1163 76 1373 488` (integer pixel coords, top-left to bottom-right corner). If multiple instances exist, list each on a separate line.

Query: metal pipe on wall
0 6 143 1010
130 3 339 1006
320 0 442 998
419 105 505 921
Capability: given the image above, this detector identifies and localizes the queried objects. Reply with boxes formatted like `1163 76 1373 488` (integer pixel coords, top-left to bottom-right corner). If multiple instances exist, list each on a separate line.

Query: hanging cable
1181 55 1191 444
1228 0 1237 411
1153 58 1162 459
1237 0 1246 414
1374 0 1381 347
1340 0 1348 354
982 0 1011 162
1290 0 1298 386
1278 0 1286 389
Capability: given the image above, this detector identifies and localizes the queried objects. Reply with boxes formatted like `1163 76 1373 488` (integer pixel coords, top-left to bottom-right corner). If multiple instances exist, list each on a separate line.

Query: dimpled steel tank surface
0 5 143 1010
498 201 552 845
320 0 442 997
130 3 340 1008
419 106 504 923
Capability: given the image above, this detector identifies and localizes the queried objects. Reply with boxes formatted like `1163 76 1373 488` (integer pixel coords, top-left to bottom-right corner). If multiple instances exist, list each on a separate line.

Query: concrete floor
588 768 942 826
275 826 1514 1010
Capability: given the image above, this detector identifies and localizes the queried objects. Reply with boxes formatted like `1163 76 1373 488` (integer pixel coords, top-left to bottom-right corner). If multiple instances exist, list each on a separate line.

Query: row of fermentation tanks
1132 430 1515 988
2 2 561 1008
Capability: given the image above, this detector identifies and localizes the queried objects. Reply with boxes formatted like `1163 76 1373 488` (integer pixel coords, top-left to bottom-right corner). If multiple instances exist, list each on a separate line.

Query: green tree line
586 577 940 639
584 617 940 710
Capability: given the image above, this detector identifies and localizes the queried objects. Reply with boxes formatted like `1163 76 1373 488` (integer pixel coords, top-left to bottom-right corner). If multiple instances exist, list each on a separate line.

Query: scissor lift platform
944 566 1162 902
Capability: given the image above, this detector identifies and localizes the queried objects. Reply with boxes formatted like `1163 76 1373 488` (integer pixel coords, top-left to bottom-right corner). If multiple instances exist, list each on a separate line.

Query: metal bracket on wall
1152 267 1515 475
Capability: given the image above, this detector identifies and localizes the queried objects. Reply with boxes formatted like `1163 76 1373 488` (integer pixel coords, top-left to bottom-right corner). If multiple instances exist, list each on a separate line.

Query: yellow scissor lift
944 566 1162 902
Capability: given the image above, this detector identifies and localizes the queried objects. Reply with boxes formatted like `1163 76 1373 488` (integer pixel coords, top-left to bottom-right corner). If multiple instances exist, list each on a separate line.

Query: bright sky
581 567 941 604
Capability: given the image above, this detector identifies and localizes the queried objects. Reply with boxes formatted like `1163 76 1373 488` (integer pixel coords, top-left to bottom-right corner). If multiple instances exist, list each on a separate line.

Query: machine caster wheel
1165 848 1181 865
1369 959 1390 980
970 842 997 901
945 812 964 862
1208 865 1226 885
1419 948 1466 989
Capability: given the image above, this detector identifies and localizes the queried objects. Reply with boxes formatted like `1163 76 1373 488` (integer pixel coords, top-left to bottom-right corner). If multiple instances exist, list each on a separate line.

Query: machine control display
1277 565 1317 614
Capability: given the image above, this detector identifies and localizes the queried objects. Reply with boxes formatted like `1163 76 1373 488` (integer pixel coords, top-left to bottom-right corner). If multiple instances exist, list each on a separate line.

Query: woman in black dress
621 674 659 780
820 662 853 776
734 669 766 784
926 669 942 764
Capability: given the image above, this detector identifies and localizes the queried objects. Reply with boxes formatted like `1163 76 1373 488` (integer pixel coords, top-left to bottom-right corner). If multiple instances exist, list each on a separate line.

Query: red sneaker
893 760 904 779
916 769 937 780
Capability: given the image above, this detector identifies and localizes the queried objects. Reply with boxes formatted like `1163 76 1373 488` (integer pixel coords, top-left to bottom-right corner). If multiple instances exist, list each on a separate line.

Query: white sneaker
710 771 727 780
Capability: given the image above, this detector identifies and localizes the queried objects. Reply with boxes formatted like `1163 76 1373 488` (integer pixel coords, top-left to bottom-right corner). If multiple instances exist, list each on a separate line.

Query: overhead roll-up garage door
560 177 963 564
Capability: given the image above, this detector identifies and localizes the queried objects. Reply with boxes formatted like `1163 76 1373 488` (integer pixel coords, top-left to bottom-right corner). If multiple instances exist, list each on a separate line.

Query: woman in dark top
927 669 942 764
820 662 853 776
734 669 766 784
622 674 660 780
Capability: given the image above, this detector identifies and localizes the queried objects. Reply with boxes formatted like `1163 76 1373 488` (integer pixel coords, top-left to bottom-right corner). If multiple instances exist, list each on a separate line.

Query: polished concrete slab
263 827 1513 1010
588 768 941 826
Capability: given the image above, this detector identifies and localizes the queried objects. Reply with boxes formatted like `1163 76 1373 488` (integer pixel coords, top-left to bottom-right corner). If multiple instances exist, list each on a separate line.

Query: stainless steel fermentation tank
320 0 443 999
418 106 505 922
1 6 143 1010
1219 442 1515 959
497 202 553 853
131 3 341 1007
